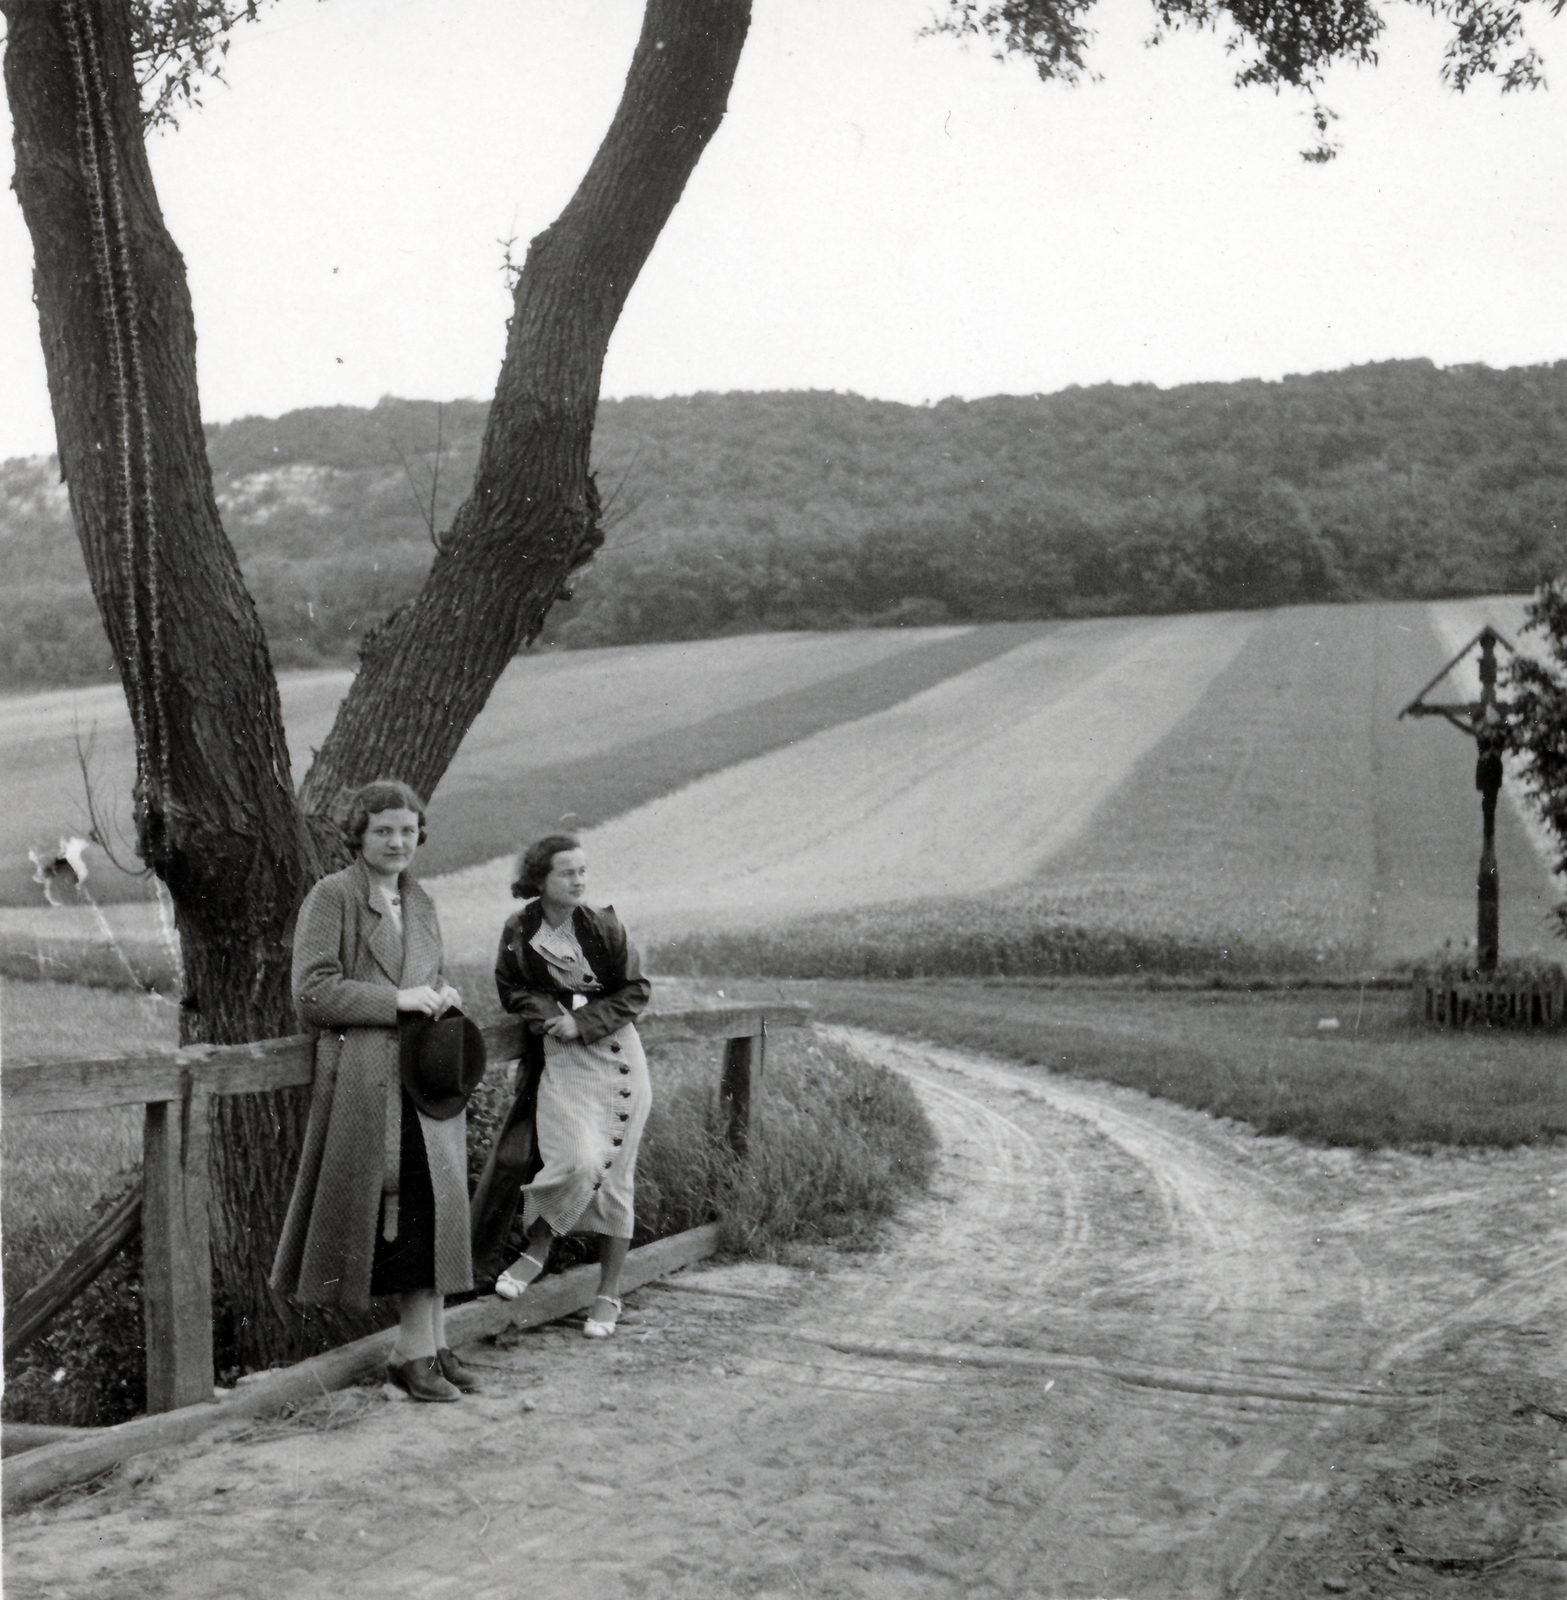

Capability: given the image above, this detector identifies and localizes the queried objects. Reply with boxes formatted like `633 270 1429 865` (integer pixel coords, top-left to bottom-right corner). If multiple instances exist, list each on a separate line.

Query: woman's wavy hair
343 779 428 854
511 833 583 900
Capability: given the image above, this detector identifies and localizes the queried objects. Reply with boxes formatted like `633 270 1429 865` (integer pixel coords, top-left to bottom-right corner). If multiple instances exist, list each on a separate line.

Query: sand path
7 1030 1562 1599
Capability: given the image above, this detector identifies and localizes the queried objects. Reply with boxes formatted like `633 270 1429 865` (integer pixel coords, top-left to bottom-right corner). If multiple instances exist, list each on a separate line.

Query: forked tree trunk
298 0 751 816
4 0 750 1371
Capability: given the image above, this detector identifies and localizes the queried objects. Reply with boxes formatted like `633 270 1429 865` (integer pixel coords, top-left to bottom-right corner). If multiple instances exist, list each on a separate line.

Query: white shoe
583 1295 621 1338
494 1253 546 1301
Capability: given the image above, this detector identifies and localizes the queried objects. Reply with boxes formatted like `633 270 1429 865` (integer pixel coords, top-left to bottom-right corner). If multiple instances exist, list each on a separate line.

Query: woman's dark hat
398 1010 486 1120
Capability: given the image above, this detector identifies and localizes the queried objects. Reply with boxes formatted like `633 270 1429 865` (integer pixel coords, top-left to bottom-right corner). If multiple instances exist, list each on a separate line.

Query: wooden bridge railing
2 1000 810 1415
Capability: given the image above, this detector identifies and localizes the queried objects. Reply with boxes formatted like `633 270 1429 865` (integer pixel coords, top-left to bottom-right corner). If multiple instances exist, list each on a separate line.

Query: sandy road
6 1032 1564 1600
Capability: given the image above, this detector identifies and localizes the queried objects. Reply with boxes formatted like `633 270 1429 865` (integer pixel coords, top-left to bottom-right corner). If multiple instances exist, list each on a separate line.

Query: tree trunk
4 0 750 1373
2 0 327 1365
298 0 751 815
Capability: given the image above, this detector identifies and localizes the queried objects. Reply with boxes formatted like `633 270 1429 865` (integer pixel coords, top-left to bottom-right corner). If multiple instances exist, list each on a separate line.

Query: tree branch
298 0 752 818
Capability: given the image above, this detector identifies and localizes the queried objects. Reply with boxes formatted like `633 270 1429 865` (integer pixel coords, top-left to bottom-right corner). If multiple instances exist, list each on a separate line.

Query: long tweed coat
270 857 473 1308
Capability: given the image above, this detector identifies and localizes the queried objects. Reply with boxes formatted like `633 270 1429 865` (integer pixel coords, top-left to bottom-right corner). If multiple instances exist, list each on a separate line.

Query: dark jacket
469 902 651 1274
494 899 652 1050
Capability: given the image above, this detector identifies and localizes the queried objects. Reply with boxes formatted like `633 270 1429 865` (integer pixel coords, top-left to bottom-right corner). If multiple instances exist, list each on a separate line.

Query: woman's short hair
511 833 583 900
343 779 428 853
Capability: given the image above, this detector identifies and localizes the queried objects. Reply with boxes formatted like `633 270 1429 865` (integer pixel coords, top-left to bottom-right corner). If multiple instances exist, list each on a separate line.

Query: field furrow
8 599 1563 982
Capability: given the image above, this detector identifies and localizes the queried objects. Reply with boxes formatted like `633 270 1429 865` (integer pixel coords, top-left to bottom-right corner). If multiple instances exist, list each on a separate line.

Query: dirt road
6 1030 1565 1599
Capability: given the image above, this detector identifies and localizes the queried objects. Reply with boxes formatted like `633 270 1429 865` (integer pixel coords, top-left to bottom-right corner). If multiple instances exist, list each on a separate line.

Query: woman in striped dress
476 834 652 1338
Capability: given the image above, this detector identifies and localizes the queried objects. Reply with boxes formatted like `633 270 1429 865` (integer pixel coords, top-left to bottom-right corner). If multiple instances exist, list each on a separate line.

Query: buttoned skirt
522 1023 651 1238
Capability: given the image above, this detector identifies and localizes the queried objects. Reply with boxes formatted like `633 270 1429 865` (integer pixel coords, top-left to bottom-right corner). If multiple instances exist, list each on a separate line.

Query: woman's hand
543 1010 581 1041
396 985 452 1016
436 983 462 1014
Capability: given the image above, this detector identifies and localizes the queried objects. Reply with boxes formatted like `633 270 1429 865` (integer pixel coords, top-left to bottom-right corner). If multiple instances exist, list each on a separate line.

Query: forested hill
5 358 1567 688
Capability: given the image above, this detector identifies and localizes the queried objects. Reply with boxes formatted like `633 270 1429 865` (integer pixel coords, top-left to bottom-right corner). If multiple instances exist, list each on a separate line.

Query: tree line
5 357 1565 691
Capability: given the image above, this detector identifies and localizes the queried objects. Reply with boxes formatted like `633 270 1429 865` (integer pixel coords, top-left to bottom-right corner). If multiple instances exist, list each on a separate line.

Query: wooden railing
2 999 809 1415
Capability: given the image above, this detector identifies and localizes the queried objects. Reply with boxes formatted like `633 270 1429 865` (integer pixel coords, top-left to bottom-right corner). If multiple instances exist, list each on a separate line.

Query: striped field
639 599 1562 977
0 599 1560 978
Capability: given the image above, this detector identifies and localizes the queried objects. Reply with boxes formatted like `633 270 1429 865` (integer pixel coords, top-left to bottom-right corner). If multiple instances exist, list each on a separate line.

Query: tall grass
1 978 173 1426
799 979 1567 1149
461 1028 937 1269
632 1032 937 1254
649 887 1344 982
2 979 171 1274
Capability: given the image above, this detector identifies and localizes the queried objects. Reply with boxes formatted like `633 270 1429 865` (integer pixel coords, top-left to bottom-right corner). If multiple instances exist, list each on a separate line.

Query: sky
3 0 1567 461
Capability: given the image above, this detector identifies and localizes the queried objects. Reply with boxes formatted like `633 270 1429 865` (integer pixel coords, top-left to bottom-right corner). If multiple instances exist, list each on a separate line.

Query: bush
2 1178 147 1428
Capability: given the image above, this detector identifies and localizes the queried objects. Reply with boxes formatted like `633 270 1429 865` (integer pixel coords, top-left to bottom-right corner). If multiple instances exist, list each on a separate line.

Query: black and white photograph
1 1 1565 1594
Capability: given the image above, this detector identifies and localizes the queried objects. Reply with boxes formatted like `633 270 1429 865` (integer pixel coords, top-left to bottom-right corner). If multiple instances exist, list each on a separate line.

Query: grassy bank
0 932 180 996
2 976 934 1425
792 978 1567 1148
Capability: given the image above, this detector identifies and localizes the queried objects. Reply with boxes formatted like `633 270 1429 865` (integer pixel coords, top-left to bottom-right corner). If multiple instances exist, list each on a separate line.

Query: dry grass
796 978 1567 1149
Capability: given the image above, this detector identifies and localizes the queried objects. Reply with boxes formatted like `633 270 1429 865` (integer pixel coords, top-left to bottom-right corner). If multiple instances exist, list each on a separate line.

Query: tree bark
298 0 752 817
4 0 750 1372
2 0 326 1365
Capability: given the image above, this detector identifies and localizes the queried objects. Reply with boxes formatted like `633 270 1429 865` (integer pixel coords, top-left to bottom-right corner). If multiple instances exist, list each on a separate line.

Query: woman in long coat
470 833 651 1338
270 779 477 1402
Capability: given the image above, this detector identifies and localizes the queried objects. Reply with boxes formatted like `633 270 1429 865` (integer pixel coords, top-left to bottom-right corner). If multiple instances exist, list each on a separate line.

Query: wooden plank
720 1034 757 1156
2 1004 811 1118
1 1223 720 1511
140 1096 214 1413
476 1018 523 1063
3 1181 142 1360
2 1423 90 1459
643 1001 811 1039
2 1036 314 1117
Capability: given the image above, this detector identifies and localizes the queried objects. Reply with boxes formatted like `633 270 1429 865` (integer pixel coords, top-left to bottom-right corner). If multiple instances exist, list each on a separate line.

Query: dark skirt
369 1092 438 1296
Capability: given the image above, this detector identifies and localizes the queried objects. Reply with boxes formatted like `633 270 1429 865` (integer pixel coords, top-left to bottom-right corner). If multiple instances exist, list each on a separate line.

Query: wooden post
140 1089 214 1412
1475 629 1503 974
720 1030 758 1157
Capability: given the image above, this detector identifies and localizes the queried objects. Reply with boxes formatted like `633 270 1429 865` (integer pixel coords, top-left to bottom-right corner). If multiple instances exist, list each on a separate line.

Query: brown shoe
436 1347 481 1393
388 1356 462 1402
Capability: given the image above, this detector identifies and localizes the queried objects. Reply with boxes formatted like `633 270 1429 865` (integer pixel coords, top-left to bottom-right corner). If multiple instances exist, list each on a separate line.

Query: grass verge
790 978 1567 1149
0 932 180 996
